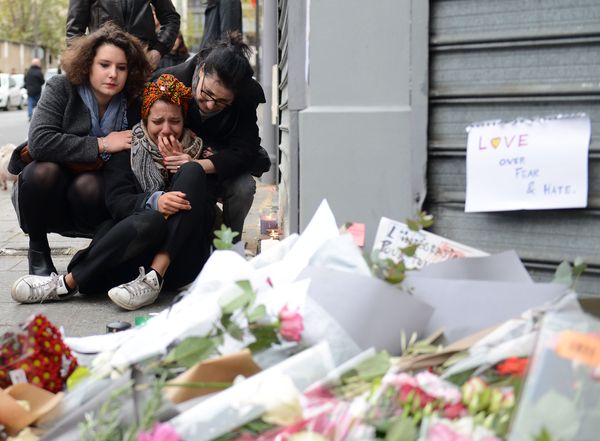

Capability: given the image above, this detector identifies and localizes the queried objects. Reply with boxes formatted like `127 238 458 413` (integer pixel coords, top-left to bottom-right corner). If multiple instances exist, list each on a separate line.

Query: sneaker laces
122 267 157 297
26 273 61 303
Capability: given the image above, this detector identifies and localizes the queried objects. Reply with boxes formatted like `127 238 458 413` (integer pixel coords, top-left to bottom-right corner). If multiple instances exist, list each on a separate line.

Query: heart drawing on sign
490 137 501 149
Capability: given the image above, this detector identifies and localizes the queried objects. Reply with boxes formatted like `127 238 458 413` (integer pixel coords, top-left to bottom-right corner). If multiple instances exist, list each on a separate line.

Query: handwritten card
465 114 590 212
372 217 487 269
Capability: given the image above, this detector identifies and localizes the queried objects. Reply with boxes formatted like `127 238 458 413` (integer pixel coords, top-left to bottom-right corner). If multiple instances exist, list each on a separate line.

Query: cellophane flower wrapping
0 314 77 393
508 311 600 441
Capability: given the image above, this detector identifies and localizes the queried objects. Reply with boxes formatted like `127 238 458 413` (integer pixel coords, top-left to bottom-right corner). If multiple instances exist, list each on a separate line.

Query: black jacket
24 65 45 97
103 151 217 221
149 55 270 180
66 0 180 56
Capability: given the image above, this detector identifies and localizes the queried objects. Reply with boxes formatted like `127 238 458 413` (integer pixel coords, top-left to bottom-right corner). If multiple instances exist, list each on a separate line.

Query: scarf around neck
77 84 128 137
130 122 203 192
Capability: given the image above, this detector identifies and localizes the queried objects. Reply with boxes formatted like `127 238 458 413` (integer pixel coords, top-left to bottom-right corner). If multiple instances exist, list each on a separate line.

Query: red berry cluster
0 314 77 393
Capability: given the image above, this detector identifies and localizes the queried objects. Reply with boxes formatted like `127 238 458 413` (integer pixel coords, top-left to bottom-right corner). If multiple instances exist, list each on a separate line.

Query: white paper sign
465 114 590 212
372 217 488 269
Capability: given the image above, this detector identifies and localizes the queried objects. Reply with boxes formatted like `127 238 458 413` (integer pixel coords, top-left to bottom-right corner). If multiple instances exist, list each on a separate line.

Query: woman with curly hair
12 74 216 309
13 22 151 278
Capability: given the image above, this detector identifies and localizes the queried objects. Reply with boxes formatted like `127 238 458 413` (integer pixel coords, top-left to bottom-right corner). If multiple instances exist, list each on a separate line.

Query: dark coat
200 0 242 50
27 75 137 163
103 151 217 221
150 55 269 180
103 151 154 221
66 0 180 56
24 65 45 97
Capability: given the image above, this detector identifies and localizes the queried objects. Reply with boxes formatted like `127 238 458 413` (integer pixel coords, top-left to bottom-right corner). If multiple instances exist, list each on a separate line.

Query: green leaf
248 325 279 352
246 304 267 323
385 261 406 284
401 244 418 257
246 421 274 434
219 281 255 314
385 416 418 441
352 351 391 381
164 336 218 368
552 261 573 286
406 219 420 232
213 224 240 250
533 428 553 441
418 211 434 228
236 280 256 306
226 321 245 340
572 259 587 278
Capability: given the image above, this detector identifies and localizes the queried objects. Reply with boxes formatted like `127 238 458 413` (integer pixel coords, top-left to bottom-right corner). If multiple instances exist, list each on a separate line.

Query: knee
223 173 256 202
136 210 167 237
180 161 207 182
69 173 104 207
21 161 63 190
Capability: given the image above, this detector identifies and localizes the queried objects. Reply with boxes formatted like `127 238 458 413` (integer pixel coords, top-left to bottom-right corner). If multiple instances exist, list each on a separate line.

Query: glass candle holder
260 208 278 235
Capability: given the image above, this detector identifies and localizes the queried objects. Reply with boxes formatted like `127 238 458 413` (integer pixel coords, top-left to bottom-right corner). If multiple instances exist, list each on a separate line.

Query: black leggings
161 161 216 289
68 162 215 294
19 161 109 250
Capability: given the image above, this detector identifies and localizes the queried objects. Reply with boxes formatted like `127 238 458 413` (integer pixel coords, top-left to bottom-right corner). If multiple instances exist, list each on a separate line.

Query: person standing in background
24 59 45 121
158 32 191 69
66 0 180 70
200 0 242 50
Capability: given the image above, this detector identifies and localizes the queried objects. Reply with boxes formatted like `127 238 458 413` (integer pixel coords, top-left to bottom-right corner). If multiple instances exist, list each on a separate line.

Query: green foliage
248 325 279 352
553 257 586 290
385 416 418 441
220 281 255 314
351 352 391 381
163 336 219 368
79 381 133 441
0 0 68 59
533 428 554 441
213 224 240 250
367 211 433 286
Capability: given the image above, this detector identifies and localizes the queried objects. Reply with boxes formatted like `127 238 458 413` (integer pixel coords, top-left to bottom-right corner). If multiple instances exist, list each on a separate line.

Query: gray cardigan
28 75 100 163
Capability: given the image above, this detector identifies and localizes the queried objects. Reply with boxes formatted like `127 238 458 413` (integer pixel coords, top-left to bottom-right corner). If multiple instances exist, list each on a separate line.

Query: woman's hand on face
158 134 184 156
104 130 133 153
157 191 191 216
163 152 193 173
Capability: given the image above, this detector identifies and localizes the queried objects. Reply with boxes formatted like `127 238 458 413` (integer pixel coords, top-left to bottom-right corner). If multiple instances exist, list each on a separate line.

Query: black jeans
68 162 215 294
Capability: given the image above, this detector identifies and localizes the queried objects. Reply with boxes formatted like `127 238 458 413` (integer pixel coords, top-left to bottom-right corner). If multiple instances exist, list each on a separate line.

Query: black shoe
28 249 57 276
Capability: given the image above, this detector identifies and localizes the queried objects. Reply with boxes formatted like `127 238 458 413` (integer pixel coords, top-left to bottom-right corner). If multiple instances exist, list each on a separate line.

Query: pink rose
279 305 304 342
442 402 467 419
427 422 469 441
137 423 181 441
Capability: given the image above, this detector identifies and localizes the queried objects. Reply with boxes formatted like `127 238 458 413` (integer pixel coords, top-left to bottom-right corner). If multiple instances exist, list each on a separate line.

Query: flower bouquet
0 314 77 393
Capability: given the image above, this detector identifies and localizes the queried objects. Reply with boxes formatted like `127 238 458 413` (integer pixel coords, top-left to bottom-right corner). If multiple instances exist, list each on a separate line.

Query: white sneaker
11 273 76 304
108 267 162 311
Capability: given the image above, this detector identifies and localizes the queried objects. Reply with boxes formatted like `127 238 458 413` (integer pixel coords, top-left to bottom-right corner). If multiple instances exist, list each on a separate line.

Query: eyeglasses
199 73 232 109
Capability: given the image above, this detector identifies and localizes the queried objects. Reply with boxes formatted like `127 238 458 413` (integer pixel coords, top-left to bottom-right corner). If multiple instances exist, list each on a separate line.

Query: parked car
10 73 28 108
0 74 22 110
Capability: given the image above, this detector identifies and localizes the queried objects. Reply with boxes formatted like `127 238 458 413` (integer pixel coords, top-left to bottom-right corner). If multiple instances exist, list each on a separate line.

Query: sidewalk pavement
0 181 278 337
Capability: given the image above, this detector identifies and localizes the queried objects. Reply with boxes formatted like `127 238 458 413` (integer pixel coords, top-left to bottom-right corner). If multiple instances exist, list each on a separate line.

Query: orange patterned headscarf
141 74 193 120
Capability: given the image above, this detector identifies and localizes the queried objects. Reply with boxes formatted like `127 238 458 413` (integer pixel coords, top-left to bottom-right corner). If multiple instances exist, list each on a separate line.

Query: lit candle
260 209 278 235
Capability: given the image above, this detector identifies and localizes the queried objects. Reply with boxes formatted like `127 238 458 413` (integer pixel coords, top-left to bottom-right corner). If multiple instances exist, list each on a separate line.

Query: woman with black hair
154 30 271 243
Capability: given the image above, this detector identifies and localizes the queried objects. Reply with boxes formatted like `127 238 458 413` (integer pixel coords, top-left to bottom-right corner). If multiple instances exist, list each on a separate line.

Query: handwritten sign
372 217 488 269
465 114 590 212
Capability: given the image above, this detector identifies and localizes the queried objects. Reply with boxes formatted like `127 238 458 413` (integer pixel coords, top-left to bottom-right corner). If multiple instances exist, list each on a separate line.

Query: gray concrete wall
298 0 428 247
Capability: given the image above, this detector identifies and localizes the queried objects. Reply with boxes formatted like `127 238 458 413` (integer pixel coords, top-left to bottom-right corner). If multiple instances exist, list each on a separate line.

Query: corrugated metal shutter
426 0 600 294
277 0 291 235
